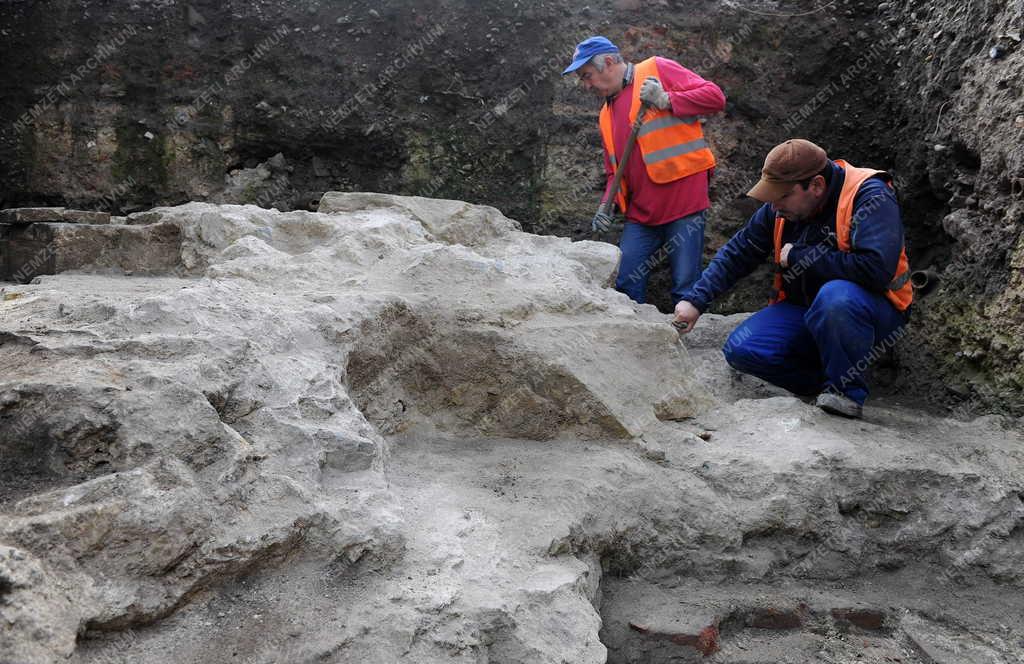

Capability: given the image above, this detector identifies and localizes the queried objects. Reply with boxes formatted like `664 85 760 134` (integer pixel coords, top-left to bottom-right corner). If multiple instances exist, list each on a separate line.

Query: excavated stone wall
0 198 1020 663
2 3 1024 662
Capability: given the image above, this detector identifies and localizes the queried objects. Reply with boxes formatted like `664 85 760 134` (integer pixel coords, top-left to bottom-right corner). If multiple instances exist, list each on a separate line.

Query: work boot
814 392 863 419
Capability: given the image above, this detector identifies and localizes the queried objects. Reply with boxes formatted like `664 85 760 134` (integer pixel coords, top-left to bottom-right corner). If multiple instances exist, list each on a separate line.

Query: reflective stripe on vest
598 57 716 212
889 270 912 291
770 160 913 312
645 138 711 165
637 114 700 137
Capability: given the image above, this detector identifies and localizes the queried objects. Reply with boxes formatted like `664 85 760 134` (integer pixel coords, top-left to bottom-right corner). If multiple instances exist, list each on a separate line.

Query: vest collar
605 62 634 105
623 62 635 87
815 160 844 220
794 160 842 223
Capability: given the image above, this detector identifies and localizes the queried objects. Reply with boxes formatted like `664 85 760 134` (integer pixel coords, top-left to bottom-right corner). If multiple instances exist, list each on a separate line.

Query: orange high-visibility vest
771 160 913 312
598 57 716 212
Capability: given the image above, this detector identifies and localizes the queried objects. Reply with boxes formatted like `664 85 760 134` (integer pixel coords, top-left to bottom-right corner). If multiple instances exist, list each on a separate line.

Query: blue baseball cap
562 36 620 75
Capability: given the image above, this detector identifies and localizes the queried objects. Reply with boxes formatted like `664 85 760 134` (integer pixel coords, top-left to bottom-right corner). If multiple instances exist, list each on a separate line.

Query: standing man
673 139 913 419
563 36 726 305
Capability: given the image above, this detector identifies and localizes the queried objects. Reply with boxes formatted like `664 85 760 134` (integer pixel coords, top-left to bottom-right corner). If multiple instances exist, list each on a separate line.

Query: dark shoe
815 392 863 419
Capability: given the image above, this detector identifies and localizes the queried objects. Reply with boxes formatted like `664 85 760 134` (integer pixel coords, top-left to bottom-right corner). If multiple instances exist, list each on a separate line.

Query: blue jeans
722 280 907 405
615 210 706 305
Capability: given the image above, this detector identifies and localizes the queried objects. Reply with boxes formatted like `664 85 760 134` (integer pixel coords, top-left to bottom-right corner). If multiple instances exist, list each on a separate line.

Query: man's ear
813 174 828 195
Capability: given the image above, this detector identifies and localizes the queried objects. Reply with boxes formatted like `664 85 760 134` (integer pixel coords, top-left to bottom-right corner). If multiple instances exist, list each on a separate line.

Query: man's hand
779 242 794 268
591 209 613 233
639 77 671 110
672 300 701 334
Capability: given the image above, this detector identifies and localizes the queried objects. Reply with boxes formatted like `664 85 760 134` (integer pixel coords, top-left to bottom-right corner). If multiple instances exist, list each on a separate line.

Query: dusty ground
1 198 1021 664
70 398 1024 663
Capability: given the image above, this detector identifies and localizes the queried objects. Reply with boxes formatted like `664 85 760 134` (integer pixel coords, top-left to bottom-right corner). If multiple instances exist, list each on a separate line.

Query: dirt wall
1 0 1021 415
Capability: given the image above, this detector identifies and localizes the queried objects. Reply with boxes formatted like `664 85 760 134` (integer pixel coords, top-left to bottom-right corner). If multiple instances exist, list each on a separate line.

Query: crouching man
673 139 912 419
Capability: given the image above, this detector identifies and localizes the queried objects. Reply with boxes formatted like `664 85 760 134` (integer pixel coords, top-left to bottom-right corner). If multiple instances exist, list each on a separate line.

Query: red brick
629 620 720 656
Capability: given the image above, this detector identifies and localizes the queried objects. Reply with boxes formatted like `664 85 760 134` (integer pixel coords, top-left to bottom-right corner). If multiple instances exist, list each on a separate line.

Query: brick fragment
628 620 720 656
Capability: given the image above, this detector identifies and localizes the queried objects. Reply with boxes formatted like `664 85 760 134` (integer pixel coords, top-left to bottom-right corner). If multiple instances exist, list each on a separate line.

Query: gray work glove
591 209 614 233
639 76 671 110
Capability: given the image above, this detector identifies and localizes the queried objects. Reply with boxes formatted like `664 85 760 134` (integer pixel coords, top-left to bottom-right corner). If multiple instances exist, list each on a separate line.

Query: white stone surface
0 194 1021 663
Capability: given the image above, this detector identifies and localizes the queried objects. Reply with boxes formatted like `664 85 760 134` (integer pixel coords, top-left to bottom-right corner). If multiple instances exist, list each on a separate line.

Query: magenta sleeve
654 56 727 118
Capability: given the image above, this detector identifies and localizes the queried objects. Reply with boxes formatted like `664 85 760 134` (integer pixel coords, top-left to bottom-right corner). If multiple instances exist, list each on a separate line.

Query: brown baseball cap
747 139 829 202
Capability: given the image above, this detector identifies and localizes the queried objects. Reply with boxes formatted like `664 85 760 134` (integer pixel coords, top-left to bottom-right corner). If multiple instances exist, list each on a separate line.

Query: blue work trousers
722 280 907 405
615 210 706 305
